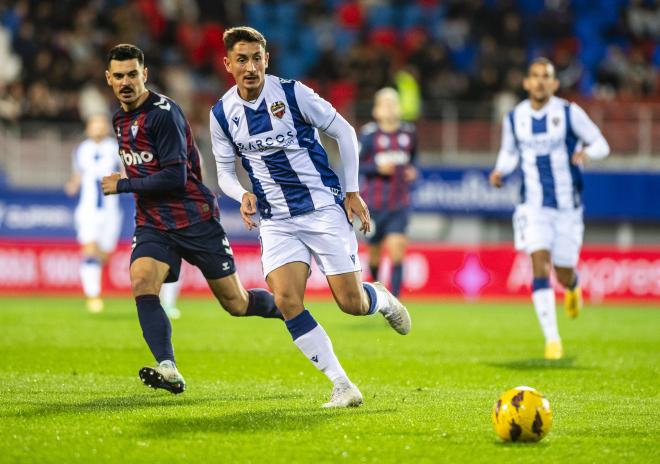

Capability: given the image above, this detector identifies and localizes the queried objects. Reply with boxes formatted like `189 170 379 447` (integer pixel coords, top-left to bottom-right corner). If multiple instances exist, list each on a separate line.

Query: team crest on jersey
270 101 286 119
552 116 560 127
131 120 139 138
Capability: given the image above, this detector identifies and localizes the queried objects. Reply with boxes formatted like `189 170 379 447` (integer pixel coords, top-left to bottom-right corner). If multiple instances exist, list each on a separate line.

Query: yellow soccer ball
492 386 553 442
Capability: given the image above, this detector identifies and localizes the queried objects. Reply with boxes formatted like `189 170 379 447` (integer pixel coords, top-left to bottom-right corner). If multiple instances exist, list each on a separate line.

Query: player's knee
274 292 303 313
130 272 159 296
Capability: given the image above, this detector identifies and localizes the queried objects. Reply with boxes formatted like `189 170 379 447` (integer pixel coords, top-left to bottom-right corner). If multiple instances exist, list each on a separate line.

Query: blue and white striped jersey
495 96 608 210
210 75 344 220
73 136 120 212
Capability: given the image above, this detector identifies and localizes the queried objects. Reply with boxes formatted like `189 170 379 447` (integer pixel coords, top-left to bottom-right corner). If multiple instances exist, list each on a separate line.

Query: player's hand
404 165 418 182
344 191 371 234
102 172 122 195
571 150 588 166
377 162 395 176
240 192 259 230
489 170 503 188
64 180 79 197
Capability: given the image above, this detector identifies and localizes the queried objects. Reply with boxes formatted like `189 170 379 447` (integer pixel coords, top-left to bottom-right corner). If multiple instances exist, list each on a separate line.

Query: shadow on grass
492 439 550 448
142 407 396 436
484 357 596 371
4 391 304 419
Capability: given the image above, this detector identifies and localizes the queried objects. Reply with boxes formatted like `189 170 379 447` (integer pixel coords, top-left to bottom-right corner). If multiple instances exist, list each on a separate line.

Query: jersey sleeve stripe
508 110 520 153
211 101 239 154
564 104 583 207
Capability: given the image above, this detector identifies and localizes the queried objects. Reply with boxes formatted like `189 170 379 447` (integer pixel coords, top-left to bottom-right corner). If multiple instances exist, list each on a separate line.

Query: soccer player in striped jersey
489 57 610 360
211 26 411 408
65 114 122 313
101 44 283 394
359 88 418 297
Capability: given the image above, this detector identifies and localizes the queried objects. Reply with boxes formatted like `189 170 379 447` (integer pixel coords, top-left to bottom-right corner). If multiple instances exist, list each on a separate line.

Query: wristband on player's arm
116 163 186 193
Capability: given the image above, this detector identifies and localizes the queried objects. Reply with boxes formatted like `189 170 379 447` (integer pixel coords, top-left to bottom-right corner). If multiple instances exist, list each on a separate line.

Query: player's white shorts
259 204 361 277
513 204 584 267
75 207 122 253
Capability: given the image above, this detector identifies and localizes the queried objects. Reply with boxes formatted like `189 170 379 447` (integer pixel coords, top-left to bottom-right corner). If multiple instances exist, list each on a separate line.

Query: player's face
85 115 110 141
523 63 559 105
105 59 148 110
373 94 401 126
224 41 269 100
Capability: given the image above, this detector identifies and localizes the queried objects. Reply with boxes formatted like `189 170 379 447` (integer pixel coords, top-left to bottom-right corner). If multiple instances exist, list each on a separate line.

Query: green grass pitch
1 296 658 463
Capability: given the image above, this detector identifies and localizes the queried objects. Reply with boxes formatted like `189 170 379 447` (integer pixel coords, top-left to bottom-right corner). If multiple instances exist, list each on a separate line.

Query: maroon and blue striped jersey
113 91 219 230
358 121 417 211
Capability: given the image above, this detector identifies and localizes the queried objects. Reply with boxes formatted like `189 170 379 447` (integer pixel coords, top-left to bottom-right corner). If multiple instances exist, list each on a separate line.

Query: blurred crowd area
0 0 658 132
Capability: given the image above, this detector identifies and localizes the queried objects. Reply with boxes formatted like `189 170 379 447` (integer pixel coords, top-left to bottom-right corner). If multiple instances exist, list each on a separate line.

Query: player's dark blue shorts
368 209 410 245
130 218 236 283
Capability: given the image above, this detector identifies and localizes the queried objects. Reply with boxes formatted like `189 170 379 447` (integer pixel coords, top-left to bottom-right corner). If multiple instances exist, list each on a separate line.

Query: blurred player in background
212 26 411 408
160 277 182 320
65 114 122 313
489 57 610 360
101 44 283 394
359 88 418 297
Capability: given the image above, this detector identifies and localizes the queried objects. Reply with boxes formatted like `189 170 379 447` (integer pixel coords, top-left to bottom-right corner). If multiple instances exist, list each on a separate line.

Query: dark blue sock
532 277 550 292
284 309 318 340
136 295 174 363
246 289 283 319
363 283 378 315
369 264 379 281
391 263 403 297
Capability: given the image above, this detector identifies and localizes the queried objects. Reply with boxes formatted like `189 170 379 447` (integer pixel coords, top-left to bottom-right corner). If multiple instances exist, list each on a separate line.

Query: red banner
1 240 659 302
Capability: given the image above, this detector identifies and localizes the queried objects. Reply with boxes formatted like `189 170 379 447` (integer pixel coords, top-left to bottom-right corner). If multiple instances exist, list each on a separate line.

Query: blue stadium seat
244 2 270 32
275 2 299 28
397 4 423 31
334 27 358 55
366 3 394 28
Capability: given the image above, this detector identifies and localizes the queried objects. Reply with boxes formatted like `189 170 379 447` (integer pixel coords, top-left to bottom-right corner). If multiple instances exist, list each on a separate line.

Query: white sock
160 279 182 309
532 288 560 342
293 324 348 385
363 282 389 313
80 257 102 298
159 359 177 369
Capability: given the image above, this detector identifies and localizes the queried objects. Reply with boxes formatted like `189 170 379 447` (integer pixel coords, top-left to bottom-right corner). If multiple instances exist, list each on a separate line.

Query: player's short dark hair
107 44 144 67
223 26 267 53
528 57 555 76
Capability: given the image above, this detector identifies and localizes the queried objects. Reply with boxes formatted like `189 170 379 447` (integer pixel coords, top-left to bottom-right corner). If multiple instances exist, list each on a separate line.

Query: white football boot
322 380 363 408
139 360 186 394
372 282 411 335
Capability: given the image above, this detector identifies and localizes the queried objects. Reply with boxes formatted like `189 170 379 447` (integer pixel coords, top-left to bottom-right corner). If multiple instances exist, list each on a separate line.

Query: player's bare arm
64 173 81 197
345 191 371 234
